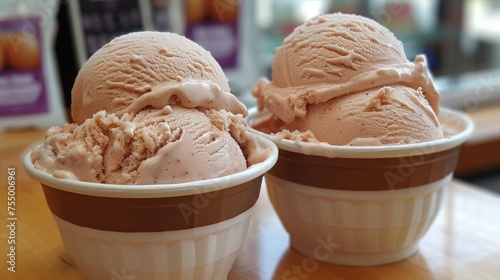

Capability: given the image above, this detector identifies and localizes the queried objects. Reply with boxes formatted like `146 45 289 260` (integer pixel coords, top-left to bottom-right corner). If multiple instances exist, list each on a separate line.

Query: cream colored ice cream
252 13 443 145
32 31 267 184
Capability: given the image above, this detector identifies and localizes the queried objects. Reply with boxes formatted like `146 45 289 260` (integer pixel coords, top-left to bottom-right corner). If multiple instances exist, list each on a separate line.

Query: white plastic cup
24 135 278 280
247 107 473 266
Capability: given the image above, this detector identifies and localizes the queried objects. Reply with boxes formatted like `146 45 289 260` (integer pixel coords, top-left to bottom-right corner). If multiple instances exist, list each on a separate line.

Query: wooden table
454 103 500 176
1 130 500 280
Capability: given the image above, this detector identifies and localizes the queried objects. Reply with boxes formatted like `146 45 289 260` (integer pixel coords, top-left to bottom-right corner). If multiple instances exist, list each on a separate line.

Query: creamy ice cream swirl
115 78 248 117
253 55 439 123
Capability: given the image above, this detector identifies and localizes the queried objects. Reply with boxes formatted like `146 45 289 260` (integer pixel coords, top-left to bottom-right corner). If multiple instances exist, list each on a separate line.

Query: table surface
1 129 500 280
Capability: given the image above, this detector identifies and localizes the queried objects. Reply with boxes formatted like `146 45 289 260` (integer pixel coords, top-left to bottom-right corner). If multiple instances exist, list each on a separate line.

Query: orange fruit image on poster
208 0 238 23
3 33 40 70
187 0 206 24
0 35 7 70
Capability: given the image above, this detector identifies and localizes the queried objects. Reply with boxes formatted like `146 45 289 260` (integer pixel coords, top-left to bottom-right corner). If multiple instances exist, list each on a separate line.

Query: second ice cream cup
247 107 473 266
24 135 278 280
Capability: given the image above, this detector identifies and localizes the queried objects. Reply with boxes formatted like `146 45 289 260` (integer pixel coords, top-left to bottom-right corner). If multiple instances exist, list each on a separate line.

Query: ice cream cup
24 135 278 280
247 107 473 266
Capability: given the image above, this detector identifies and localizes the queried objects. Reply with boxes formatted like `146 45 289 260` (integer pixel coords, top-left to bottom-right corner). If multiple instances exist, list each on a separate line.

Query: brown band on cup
41 176 263 232
267 147 461 190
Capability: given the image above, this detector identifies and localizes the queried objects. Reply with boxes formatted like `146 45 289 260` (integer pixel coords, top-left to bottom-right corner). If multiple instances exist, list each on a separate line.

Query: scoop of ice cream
34 31 270 184
71 31 245 124
272 13 407 88
31 106 257 184
282 86 443 145
252 13 443 145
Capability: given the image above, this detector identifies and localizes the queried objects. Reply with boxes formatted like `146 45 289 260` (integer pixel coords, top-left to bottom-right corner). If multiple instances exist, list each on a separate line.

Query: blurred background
1 0 499 190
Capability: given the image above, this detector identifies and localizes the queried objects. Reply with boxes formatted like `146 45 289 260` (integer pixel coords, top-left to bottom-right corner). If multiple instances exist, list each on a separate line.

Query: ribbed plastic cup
24 135 278 280
247 107 473 266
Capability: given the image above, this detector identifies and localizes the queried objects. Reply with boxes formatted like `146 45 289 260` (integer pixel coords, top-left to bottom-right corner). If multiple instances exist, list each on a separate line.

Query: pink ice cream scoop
253 13 443 145
32 31 267 184
71 31 245 124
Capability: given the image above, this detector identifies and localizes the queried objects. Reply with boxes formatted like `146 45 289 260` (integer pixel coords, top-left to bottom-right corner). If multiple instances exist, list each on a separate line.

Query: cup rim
247 107 474 159
23 134 278 198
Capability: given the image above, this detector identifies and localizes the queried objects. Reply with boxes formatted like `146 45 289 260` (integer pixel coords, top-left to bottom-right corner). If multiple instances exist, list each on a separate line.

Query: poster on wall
184 0 240 70
0 16 47 117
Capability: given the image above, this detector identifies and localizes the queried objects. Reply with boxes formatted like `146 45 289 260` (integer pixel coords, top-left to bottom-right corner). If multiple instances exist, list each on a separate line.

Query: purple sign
186 23 239 69
0 16 47 116
184 1 240 70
